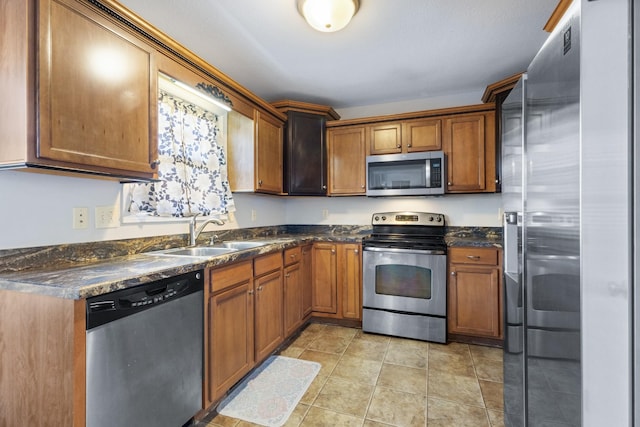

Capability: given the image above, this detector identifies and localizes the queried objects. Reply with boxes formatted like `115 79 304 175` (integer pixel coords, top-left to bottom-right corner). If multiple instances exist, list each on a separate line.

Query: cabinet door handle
331 249 336 254
257 286 263 291
396 144 401 148
258 179 263 186
451 271 456 276
466 255 481 260
285 273 290 278
448 181 452 186
248 290 254 295
361 184 365 189
150 160 159 169
354 249 359 254
407 143 412 148
322 185 327 190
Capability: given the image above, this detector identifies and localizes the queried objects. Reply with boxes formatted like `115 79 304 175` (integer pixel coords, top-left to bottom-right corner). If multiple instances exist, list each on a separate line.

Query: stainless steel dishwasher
86 270 204 427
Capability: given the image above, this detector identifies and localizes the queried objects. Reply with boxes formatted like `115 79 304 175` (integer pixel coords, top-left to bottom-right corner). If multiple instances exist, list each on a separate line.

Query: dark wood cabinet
273 100 340 196
284 111 327 195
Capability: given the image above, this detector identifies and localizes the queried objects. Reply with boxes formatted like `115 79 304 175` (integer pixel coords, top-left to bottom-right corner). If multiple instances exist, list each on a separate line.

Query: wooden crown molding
271 100 340 120
544 0 573 33
481 72 523 104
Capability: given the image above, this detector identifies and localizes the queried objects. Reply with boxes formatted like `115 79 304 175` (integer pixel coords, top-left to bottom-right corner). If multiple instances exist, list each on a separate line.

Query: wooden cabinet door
38 0 157 176
327 126 366 195
312 242 337 313
448 265 501 338
283 262 303 337
254 270 284 362
402 118 442 152
209 281 254 402
339 243 362 320
368 122 402 155
301 245 313 317
255 110 283 194
284 111 326 195
443 112 496 193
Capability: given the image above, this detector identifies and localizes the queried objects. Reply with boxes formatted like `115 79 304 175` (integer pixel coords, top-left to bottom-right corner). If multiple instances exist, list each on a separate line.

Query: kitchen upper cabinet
368 118 442 155
368 122 403 155
255 111 284 194
273 101 340 196
448 247 503 341
1 0 158 180
443 111 497 193
402 118 442 152
327 126 366 195
311 242 362 321
206 261 254 404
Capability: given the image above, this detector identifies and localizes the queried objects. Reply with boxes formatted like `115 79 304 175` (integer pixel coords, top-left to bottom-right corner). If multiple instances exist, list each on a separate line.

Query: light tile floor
201 323 504 427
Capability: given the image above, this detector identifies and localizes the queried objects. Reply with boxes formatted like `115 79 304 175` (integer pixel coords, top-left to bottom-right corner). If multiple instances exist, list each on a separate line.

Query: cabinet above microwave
366 151 445 197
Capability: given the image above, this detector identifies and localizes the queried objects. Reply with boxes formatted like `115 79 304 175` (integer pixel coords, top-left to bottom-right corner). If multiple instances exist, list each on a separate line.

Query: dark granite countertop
0 225 501 300
0 233 364 300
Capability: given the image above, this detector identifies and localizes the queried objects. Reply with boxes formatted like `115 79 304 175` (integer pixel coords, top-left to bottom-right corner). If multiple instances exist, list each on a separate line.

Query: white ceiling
117 0 559 109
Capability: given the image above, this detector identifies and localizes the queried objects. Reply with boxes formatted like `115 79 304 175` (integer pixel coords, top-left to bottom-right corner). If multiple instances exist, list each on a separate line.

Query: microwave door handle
425 159 431 187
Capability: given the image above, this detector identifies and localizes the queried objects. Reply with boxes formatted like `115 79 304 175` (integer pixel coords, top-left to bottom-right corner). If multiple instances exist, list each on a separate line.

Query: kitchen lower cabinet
253 252 284 363
0 290 85 427
312 242 338 314
447 247 503 341
206 261 254 404
284 247 303 336
301 244 313 317
2 0 158 180
312 242 362 321
326 126 366 195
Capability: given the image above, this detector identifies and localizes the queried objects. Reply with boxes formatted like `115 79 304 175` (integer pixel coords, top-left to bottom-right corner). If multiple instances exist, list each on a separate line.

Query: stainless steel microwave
366 151 445 196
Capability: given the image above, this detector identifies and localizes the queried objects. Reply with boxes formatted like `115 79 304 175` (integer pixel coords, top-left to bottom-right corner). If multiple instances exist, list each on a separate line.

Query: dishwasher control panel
86 270 203 330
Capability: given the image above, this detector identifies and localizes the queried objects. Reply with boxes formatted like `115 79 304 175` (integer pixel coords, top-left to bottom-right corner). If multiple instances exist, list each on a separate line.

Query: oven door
362 247 446 316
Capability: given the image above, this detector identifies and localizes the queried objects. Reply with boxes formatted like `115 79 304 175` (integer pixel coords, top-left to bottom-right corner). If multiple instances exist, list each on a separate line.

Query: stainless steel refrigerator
502 3 581 425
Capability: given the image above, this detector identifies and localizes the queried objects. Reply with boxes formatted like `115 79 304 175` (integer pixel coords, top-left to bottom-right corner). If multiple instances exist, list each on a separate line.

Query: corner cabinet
273 100 340 196
1 0 158 180
447 247 503 342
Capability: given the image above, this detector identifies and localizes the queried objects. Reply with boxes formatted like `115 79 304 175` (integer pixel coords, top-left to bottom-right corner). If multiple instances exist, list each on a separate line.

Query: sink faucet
189 214 225 246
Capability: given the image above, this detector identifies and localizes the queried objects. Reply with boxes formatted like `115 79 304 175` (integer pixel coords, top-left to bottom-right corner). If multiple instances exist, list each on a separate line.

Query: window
123 75 234 220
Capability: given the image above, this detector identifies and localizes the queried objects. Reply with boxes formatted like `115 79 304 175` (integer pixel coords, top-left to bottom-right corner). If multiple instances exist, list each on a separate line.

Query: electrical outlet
73 207 89 229
96 206 119 229
251 209 257 222
322 209 329 219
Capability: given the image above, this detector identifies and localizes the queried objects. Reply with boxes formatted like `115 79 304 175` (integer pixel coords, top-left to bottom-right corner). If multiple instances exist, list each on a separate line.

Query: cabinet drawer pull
466 255 481 260
290 254 295 258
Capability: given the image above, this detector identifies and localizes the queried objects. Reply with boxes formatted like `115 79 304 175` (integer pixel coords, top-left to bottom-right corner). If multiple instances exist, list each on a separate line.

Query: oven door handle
363 246 446 255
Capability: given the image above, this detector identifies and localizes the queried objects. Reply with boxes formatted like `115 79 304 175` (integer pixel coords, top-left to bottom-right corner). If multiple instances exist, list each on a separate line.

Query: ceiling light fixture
297 0 360 33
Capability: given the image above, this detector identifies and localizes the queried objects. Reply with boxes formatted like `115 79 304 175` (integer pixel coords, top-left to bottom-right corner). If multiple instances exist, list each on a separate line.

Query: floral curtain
128 90 235 217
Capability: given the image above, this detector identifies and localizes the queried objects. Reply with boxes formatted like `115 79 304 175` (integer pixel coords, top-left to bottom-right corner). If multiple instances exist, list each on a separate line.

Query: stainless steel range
362 211 447 343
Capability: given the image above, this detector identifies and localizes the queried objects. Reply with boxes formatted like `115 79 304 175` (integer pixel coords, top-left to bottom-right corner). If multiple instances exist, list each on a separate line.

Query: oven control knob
381 216 386 221
374 216 379 221
437 217 442 222
429 216 434 221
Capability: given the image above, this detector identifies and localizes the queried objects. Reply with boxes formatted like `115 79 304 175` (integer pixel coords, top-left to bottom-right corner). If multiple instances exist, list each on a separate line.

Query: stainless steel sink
218 241 266 250
149 246 238 258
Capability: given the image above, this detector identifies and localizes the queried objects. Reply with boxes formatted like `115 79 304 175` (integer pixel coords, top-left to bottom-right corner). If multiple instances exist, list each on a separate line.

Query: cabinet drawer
284 247 302 266
254 252 283 276
210 261 253 293
449 247 498 266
